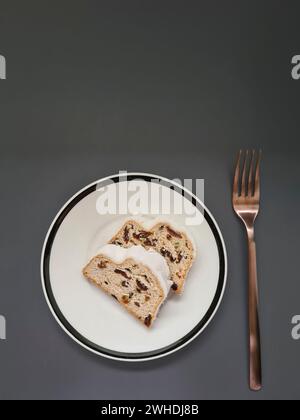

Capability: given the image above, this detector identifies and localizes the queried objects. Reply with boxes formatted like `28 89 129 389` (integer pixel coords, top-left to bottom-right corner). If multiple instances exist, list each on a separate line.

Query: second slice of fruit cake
109 220 196 293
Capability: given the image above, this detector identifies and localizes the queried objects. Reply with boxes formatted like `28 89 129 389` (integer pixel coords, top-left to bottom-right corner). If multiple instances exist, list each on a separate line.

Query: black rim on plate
42 174 226 360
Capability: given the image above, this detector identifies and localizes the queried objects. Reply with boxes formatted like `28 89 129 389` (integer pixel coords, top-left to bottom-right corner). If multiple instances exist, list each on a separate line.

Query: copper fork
232 150 262 391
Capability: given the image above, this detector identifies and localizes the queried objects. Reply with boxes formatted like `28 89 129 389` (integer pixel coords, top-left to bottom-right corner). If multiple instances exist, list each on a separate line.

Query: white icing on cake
96 244 172 297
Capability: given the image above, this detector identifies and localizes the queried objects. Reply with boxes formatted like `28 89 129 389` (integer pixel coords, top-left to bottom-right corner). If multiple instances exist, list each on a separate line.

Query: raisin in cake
83 245 172 327
109 219 195 294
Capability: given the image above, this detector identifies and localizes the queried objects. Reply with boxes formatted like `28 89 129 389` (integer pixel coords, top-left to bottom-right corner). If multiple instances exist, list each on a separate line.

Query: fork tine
233 150 242 197
254 150 262 199
241 150 249 196
248 150 255 196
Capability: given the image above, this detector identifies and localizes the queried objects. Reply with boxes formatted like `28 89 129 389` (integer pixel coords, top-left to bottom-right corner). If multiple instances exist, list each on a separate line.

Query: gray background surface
0 0 299 400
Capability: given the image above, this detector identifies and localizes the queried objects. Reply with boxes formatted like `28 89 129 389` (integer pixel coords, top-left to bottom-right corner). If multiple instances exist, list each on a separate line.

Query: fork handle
248 235 262 391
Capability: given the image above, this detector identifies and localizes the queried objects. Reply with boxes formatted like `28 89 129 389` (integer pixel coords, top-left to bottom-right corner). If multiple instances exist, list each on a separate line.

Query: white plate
41 173 227 361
